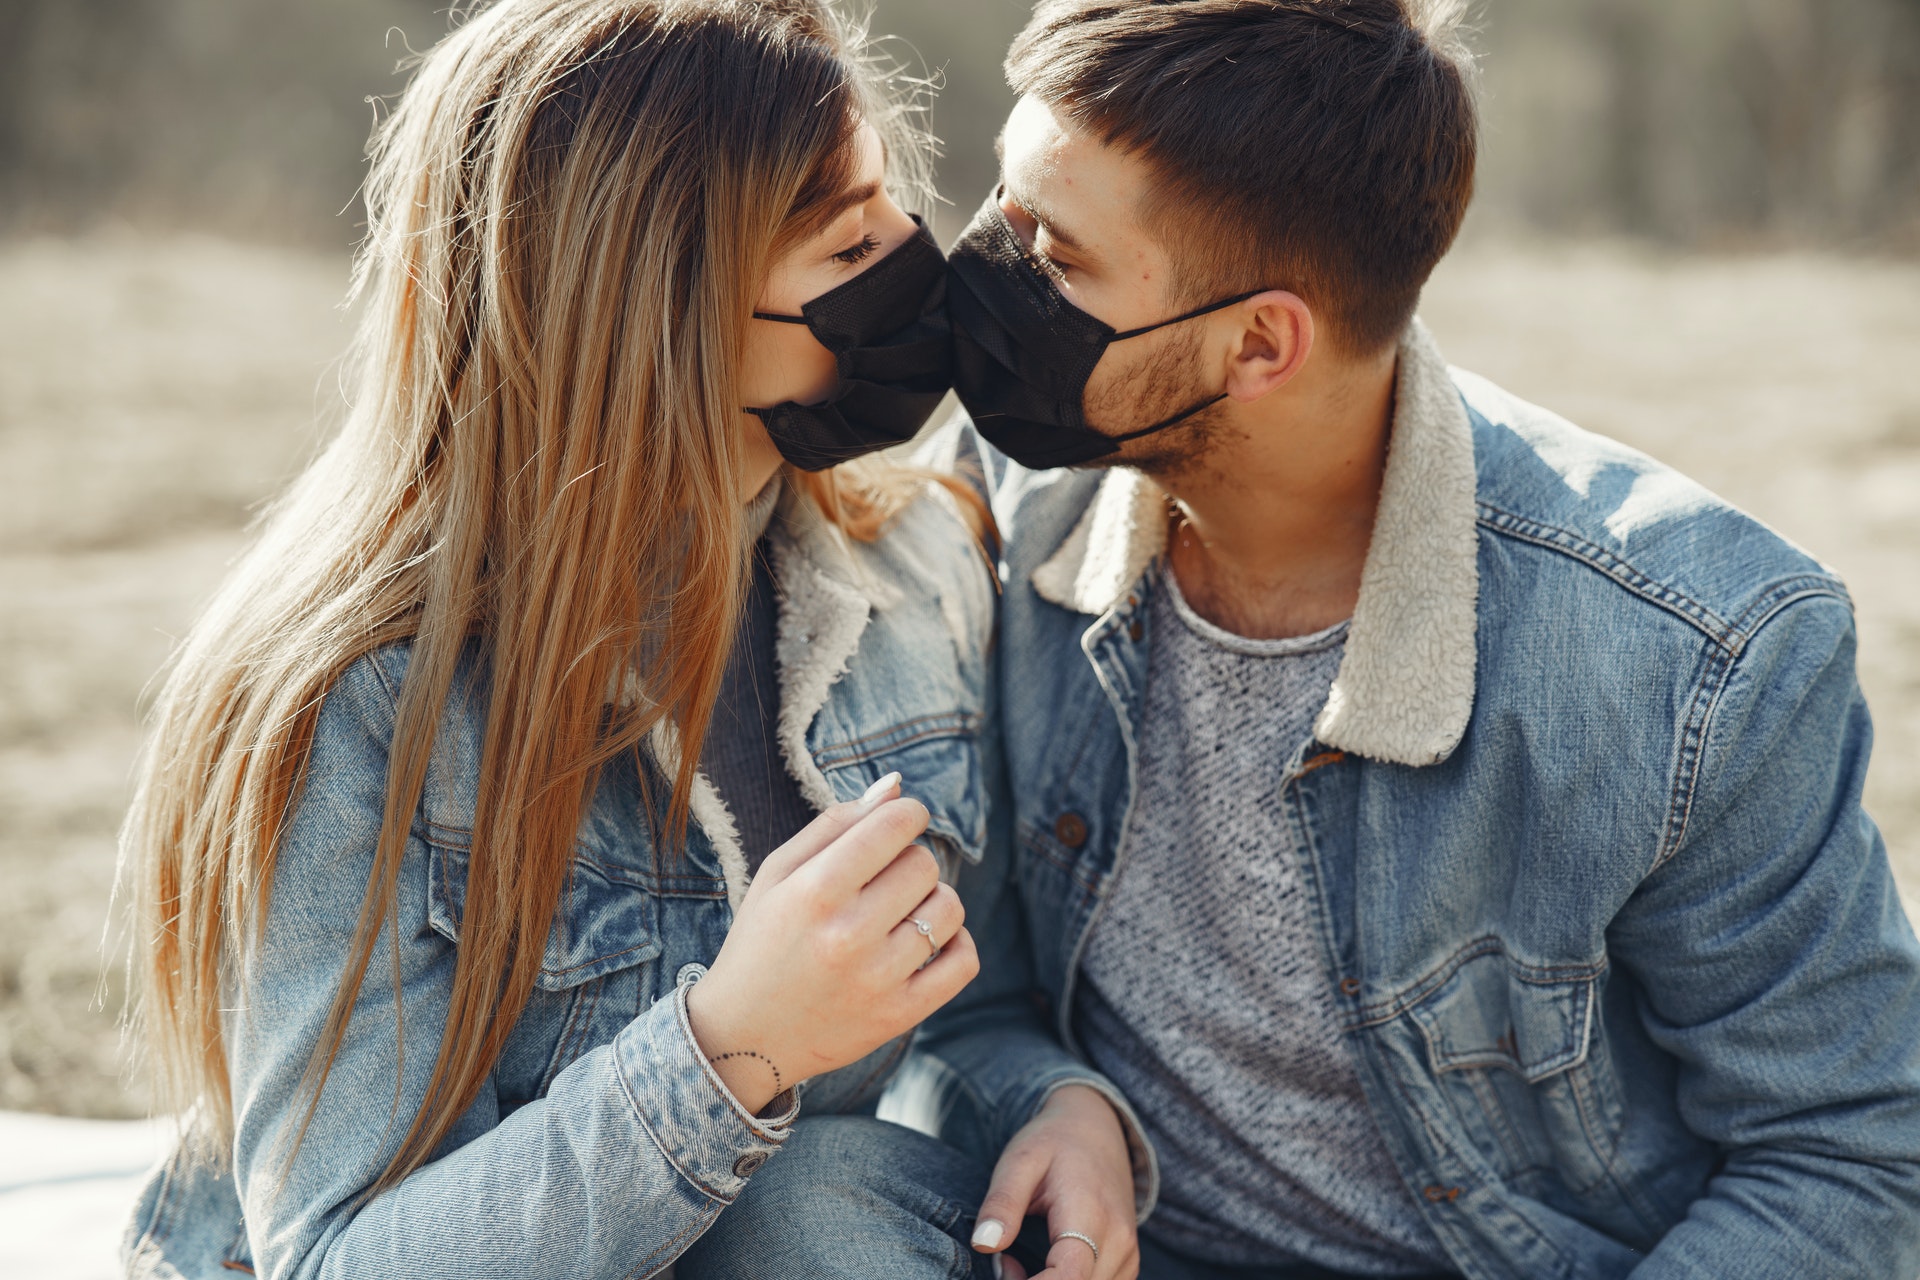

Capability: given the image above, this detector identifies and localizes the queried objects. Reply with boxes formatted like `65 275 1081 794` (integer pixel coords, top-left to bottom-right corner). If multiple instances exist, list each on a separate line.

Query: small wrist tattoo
711 1049 783 1093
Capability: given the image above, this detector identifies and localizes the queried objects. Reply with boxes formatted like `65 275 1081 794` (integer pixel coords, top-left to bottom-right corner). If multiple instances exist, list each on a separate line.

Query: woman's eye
832 233 881 265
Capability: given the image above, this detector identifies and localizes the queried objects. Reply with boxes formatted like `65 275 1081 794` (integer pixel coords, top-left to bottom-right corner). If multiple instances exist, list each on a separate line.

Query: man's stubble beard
1075 322 1241 485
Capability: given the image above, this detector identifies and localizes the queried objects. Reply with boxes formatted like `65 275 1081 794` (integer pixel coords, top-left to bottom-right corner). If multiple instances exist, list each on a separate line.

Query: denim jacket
918 321 1920 1279
122 481 996 1280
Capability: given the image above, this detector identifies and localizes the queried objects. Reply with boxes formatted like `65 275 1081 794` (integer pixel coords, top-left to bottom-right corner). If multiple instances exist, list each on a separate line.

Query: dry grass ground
1 234 1915 1118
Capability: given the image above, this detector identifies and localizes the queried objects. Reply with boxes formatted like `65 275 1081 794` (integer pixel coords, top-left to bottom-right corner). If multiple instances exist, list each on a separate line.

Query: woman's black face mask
946 191 1259 471
747 215 952 472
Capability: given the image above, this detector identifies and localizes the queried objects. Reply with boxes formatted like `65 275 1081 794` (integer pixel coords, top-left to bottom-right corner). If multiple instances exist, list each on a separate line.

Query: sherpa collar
1030 319 1480 768
663 477 903 912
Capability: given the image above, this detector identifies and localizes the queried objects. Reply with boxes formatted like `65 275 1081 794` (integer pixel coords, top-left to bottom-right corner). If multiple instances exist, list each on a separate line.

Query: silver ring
909 915 938 956
1054 1230 1099 1261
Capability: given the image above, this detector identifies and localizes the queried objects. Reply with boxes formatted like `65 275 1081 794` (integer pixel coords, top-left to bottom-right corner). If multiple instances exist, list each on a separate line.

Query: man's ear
1222 290 1314 403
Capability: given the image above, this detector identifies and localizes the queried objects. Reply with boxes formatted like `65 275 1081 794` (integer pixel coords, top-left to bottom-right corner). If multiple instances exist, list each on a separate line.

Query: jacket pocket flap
1410 950 1597 1083
427 841 662 990
813 712 986 866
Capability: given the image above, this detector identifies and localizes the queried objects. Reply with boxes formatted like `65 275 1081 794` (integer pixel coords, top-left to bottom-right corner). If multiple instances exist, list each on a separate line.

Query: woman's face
737 123 919 500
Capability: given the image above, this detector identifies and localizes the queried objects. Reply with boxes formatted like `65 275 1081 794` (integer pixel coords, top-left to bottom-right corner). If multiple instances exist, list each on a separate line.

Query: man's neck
1159 352 1397 640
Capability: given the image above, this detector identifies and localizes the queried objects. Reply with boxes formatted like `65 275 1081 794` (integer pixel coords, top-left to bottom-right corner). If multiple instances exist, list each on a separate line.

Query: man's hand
970 1084 1139 1280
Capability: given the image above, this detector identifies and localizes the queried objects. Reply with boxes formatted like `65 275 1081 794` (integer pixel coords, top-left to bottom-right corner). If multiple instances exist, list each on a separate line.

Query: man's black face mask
946 191 1260 471
747 215 952 473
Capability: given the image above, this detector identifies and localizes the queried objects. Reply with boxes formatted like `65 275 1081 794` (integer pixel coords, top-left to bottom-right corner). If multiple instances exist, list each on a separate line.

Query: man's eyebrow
1009 187 1089 256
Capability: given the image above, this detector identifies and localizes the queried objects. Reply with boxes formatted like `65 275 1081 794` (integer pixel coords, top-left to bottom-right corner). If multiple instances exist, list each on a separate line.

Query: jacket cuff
612 969 796 1204
1026 1073 1160 1223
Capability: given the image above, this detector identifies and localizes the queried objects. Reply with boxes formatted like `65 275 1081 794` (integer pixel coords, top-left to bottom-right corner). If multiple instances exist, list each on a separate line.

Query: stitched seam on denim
1476 506 1736 641
1287 760 1356 1058
1349 937 1609 1031
613 1026 732 1204
542 940 660 980
1019 820 1104 895
123 1144 180 1271
624 1203 723 1279
1722 576 1854 655
1654 588 1848 873
1464 1067 1539 1178
1426 999 1590 1078
1566 1050 1630 1203
810 711 984 767
539 977 603 1097
1369 1031 1578 1279
1654 639 1735 872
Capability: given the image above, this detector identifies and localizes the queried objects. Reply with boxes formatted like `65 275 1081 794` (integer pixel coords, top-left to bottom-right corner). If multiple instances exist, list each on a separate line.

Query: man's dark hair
1007 0 1477 353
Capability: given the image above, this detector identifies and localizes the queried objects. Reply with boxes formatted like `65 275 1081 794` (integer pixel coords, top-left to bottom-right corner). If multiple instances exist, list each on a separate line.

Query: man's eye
833 234 881 265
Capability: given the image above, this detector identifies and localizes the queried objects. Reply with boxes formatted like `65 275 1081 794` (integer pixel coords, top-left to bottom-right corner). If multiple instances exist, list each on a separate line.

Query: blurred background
1 0 1916 1124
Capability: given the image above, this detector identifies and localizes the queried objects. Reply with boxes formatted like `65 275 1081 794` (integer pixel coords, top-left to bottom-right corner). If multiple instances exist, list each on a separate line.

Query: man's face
996 94 1230 471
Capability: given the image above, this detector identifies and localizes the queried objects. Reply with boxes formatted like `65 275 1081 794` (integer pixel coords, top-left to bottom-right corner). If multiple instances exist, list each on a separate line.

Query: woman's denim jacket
919 322 1920 1280
122 482 997 1279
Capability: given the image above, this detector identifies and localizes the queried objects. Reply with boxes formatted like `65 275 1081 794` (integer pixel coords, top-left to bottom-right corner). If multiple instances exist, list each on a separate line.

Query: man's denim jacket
918 321 1920 1279
122 482 997 1280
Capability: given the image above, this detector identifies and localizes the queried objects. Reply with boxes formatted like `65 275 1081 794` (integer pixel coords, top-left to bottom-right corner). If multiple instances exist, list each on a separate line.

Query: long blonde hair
121 0 956 1195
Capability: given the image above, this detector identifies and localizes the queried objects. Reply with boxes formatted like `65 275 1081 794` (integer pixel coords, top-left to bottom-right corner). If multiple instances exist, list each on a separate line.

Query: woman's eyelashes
832 232 881 265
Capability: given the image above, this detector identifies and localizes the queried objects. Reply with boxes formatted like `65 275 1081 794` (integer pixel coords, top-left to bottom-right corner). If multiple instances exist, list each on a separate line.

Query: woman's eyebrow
822 180 882 225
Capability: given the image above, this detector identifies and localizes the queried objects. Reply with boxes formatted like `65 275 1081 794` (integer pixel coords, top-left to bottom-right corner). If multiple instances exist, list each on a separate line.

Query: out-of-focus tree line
1 0 1916 249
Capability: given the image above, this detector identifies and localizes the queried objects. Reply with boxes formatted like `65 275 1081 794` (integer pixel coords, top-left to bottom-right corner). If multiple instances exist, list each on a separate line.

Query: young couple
118 1 1920 1277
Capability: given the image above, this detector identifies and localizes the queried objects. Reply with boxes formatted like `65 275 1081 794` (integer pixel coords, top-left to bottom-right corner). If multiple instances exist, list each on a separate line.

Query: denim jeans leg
674 1114 996 1280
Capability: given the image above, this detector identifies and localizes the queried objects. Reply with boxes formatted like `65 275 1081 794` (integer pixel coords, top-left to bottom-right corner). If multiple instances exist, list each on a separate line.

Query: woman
117 1 995 1274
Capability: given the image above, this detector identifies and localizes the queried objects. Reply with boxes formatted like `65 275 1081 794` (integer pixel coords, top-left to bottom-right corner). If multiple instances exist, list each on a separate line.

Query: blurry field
1 235 1916 1119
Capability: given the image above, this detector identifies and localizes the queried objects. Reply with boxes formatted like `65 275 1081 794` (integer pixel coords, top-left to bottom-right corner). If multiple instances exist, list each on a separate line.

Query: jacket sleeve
228 657 794 1280
1610 594 1920 1279
911 417 1159 1220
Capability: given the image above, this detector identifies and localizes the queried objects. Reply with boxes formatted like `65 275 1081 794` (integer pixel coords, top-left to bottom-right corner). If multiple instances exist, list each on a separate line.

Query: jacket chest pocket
1406 947 1626 1198
426 837 663 1095
810 711 986 876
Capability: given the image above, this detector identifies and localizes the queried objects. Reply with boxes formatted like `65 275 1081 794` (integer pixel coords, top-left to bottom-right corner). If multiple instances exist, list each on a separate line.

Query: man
679 2 1920 1278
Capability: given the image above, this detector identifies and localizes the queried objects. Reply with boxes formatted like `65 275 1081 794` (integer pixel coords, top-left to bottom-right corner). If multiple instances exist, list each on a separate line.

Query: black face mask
747 215 952 472
947 192 1259 470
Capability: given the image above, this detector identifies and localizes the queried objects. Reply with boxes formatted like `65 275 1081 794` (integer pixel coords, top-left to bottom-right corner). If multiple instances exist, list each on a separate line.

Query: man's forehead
999 95 1146 256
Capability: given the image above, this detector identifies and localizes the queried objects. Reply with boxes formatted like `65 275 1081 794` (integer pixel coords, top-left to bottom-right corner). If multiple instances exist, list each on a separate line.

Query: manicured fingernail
972 1218 1004 1250
859 771 902 807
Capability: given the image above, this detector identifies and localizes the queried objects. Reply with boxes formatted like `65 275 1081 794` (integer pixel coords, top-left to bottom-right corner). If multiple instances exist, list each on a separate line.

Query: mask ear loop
752 312 811 324
1099 290 1271 443
1108 289 1267 342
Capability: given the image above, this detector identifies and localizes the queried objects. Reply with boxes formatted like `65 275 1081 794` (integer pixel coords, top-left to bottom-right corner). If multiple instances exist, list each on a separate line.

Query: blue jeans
1132 1231 1457 1280
675 1115 999 1280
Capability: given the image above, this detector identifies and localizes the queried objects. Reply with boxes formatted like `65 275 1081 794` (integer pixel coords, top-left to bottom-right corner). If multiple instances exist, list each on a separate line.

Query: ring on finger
1054 1230 1099 1261
908 915 939 957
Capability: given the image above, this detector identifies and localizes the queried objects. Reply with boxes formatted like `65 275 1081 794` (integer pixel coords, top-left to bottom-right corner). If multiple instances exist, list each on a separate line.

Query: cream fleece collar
657 477 902 913
1031 319 1480 768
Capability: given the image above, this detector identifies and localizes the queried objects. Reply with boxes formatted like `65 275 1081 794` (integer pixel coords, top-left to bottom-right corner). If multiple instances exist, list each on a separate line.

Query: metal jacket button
1054 812 1089 848
733 1152 768 1178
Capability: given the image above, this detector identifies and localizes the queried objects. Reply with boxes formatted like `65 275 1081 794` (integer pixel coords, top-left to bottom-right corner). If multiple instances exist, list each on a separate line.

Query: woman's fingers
791 796 932 901
972 1113 1049 1257
887 881 965 972
754 772 901 888
857 842 943 927
907 923 978 1011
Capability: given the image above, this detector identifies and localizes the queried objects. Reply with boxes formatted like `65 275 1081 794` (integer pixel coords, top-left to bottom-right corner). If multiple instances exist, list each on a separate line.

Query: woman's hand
971 1084 1140 1280
685 773 978 1113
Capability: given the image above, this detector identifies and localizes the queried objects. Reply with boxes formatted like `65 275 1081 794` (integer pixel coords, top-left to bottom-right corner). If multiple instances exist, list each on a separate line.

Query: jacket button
1339 977 1362 996
1054 812 1089 848
733 1152 768 1178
